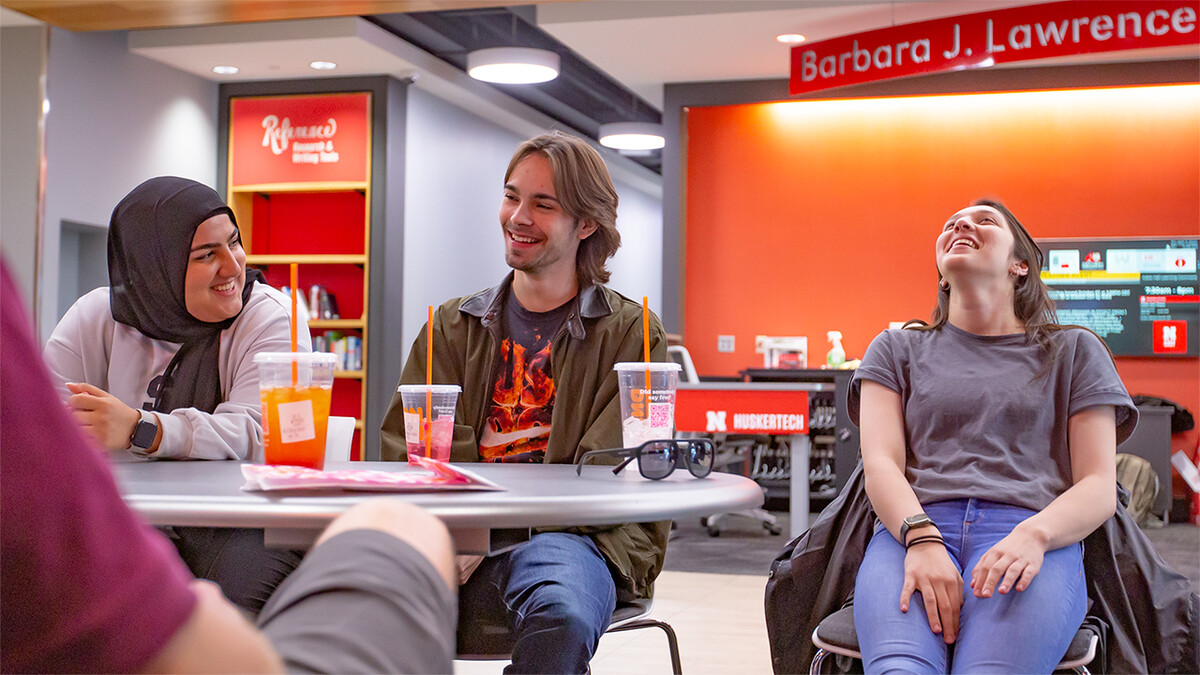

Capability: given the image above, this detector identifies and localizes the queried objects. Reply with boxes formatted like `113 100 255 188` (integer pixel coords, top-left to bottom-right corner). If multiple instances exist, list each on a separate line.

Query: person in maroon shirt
1 260 458 674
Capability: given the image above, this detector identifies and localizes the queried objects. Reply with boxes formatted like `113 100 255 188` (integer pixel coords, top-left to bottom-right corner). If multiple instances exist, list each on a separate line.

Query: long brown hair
505 131 620 288
906 199 1065 361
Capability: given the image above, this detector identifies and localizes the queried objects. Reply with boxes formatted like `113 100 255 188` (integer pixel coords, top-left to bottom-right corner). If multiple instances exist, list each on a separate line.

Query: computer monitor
1037 237 1198 357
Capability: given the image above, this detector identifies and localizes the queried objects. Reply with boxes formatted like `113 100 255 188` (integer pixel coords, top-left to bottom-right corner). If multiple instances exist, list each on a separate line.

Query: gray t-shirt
849 323 1137 511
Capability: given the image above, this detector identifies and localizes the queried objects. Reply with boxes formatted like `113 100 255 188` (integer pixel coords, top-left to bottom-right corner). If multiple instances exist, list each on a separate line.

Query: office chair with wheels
457 597 683 674
668 345 781 536
808 604 1100 674
700 433 782 536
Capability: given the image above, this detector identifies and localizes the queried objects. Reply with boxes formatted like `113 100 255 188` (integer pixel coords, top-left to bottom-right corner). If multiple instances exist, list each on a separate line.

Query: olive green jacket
380 274 671 603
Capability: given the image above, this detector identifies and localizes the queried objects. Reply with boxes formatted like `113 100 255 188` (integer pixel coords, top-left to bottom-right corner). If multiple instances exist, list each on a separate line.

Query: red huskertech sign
675 387 809 435
230 92 370 186
790 1 1198 95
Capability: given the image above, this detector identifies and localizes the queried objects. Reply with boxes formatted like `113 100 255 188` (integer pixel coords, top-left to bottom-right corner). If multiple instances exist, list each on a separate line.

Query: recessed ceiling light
310 61 337 71
776 34 807 44
212 65 239 75
467 47 560 84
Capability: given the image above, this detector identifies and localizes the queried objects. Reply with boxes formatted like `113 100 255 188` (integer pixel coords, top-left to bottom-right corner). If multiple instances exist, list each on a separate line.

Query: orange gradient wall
684 84 1199 462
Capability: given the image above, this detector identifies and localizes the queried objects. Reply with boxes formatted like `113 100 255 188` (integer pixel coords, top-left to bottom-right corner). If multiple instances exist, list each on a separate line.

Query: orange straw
289 264 299 386
642 296 651 393
426 305 433 459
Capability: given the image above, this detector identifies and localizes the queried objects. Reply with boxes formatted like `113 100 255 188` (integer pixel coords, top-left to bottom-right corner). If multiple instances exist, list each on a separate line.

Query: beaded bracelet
905 534 946 550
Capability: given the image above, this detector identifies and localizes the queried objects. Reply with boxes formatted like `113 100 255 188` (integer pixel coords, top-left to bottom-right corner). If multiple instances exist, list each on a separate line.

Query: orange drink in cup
254 352 337 470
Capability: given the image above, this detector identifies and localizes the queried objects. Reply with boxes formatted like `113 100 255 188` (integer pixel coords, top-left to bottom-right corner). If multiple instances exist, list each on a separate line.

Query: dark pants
168 526 302 615
458 532 617 674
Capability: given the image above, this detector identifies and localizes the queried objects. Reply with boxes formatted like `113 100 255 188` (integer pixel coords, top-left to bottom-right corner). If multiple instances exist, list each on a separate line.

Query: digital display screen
1037 238 1198 357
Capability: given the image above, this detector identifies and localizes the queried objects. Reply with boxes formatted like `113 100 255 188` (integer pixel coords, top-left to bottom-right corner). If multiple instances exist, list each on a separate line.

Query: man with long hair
381 131 669 673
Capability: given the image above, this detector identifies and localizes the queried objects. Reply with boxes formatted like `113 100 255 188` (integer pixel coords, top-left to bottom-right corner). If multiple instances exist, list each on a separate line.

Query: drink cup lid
613 362 681 372
397 384 462 394
253 352 338 364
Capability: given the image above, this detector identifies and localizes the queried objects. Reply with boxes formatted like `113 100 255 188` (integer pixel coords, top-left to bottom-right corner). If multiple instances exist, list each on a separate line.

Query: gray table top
112 460 765 532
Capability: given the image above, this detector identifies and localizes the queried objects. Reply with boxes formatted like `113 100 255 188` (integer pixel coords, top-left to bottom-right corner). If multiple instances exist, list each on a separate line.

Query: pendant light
467 47 560 84
598 122 665 150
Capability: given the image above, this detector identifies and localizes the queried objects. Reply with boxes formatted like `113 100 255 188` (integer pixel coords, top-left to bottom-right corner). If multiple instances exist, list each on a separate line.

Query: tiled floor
454 571 772 675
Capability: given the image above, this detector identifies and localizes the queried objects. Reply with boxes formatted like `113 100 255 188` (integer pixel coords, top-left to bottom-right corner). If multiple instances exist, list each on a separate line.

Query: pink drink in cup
398 384 460 464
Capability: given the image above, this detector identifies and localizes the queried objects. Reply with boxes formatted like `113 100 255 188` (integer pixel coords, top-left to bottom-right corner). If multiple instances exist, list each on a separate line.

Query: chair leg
809 648 829 675
606 618 683 674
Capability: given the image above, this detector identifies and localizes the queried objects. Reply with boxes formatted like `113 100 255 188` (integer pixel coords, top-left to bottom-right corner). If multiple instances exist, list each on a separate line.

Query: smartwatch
899 513 935 543
129 409 159 454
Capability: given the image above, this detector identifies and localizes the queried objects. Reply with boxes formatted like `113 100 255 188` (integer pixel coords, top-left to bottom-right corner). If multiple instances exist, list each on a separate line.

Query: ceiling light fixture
776 34 807 44
598 122 665 151
309 61 337 70
212 65 239 75
467 47 560 84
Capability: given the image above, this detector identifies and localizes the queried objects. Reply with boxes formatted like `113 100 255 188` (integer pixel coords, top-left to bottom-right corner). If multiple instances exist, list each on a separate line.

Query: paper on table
241 456 504 492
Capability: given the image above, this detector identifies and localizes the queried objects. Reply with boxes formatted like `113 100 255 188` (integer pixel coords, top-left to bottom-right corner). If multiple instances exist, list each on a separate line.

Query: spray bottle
826 331 845 369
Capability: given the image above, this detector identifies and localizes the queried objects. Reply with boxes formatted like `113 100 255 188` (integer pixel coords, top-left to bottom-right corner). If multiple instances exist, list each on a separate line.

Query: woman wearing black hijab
45 176 308 613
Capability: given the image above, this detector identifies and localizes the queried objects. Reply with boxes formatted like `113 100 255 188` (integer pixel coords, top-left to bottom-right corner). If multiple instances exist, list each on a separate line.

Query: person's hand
970 526 1047 598
901 541 963 644
65 382 140 451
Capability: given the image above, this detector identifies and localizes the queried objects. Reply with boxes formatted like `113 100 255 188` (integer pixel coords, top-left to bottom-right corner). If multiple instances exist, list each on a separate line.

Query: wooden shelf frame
226 92 375 459
246 254 366 266
309 319 365 330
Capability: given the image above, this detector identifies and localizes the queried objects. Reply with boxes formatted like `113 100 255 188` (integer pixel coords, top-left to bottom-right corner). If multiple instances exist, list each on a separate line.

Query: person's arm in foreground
969 405 1117 598
859 380 963 644
138 581 283 674
1 263 285 675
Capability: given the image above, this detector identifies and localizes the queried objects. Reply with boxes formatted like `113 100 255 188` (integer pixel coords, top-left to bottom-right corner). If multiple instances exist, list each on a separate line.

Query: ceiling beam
0 0 581 32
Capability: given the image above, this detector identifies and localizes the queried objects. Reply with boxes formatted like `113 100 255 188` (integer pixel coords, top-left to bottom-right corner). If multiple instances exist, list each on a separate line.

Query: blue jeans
854 499 1086 674
459 532 617 674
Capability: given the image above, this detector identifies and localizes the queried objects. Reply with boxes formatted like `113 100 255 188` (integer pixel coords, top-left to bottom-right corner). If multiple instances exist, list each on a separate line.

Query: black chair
808 604 1099 674
458 597 683 674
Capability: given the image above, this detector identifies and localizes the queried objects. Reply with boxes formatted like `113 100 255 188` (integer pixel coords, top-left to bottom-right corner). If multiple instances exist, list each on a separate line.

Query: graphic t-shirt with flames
479 292 571 463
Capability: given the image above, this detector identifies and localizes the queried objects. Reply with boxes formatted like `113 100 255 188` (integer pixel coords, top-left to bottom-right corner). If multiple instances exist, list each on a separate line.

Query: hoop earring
939 279 950 291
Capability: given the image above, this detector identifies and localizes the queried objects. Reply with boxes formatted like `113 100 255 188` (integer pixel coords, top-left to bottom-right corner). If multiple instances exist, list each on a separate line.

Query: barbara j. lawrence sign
790 1 1198 95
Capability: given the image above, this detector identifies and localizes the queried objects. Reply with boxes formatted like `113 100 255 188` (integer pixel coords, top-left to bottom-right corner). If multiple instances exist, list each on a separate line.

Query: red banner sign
790 1 1198 95
676 387 809 434
230 93 370 186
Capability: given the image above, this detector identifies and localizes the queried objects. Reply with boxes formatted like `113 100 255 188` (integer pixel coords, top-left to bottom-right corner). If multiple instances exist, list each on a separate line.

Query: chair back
324 416 357 462
667 345 699 384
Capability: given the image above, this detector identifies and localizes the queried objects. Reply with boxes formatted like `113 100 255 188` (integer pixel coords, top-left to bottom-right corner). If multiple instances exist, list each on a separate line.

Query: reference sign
230 92 370 186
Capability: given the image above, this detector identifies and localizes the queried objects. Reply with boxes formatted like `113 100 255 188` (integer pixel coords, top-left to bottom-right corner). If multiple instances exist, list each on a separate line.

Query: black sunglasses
575 439 716 480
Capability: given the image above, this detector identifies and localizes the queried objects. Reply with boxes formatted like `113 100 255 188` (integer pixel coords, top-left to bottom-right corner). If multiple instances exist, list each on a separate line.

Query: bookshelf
225 91 373 459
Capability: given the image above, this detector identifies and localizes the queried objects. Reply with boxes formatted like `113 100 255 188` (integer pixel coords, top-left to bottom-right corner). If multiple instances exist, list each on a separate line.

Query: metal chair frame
457 599 683 674
809 605 1098 675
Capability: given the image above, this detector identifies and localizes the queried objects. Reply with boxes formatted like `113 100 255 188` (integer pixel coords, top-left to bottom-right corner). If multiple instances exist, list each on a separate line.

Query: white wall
1 25 45 309
402 86 664 346
37 27 217 338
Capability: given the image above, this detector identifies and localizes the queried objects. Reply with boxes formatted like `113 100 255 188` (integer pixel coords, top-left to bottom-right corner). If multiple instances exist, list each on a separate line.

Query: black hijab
108 176 262 413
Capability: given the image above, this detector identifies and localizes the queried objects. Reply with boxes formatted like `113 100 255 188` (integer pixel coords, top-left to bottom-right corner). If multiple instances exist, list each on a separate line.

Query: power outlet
717 335 735 353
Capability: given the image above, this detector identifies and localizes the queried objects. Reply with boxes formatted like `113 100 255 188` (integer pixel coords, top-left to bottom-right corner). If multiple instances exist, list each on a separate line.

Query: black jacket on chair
764 464 1200 674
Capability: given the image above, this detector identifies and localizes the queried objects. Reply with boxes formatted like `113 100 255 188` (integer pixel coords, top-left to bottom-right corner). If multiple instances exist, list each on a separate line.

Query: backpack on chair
1115 453 1159 527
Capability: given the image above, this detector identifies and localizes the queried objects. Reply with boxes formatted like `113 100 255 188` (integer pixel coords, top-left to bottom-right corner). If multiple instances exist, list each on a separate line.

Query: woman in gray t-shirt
849 199 1136 673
